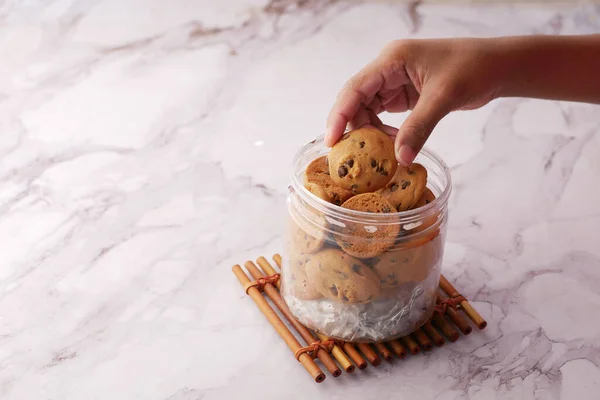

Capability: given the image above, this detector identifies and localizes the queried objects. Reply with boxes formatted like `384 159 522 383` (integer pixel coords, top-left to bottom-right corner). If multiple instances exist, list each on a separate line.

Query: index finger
325 62 385 147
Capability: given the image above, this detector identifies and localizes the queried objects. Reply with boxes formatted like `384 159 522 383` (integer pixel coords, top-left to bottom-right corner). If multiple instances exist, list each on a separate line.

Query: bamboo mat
233 254 487 383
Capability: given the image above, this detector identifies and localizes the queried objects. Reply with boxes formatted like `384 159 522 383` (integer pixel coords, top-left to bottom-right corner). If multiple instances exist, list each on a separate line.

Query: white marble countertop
2 1 600 399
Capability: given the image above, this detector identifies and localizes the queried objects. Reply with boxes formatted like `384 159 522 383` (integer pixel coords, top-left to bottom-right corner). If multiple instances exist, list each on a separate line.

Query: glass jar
282 136 452 343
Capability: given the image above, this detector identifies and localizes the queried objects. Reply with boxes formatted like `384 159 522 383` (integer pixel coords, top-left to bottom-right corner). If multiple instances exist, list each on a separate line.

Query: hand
325 38 504 165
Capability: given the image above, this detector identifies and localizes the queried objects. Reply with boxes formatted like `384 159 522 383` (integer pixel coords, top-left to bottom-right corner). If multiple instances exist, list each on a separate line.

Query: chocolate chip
401 180 411 189
371 159 377 168
425 199 430 204
346 159 354 168
330 286 338 296
351 184 358 193
337 271 349 280
352 264 362 274
383 206 391 213
332 193 340 205
341 295 350 302
396 204 402 211
390 184 398 192
359 141 365 148
380 169 388 176
338 165 348 178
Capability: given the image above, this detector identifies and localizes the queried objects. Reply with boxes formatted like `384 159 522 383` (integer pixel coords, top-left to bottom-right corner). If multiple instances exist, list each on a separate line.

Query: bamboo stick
232 265 325 383
439 275 487 329
315 333 355 373
245 262 341 377
422 322 445 347
337 341 368 370
373 342 393 362
436 294 472 336
387 340 407 359
401 335 421 354
412 328 433 351
257 257 281 289
264 256 357 373
431 312 459 342
357 343 381 366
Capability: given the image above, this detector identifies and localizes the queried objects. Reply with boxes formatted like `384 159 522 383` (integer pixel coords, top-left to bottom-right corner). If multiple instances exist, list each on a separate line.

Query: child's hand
325 38 502 165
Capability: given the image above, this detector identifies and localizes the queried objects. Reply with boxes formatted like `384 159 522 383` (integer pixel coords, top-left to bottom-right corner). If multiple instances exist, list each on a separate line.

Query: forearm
493 34 600 104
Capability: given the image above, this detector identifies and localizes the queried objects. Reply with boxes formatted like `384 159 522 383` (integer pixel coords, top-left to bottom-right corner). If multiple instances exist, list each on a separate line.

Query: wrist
487 36 540 100
490 34 600 103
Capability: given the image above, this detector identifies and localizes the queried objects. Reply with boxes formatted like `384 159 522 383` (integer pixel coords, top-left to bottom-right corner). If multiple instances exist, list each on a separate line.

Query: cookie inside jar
283 129 451 342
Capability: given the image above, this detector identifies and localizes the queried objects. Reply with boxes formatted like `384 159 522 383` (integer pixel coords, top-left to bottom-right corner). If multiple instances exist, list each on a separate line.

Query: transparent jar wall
282 137 451 343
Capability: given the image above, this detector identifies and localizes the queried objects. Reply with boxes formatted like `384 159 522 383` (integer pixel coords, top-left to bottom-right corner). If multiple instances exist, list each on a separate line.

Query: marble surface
1 1 600 399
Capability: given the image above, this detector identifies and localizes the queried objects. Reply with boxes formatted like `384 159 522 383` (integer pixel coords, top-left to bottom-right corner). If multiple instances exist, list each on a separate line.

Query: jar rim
289 135 452 225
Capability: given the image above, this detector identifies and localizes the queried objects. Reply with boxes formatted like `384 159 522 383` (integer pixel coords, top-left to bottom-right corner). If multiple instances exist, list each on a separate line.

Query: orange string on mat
434 294 467 314
243 273 281 295
294 340 335 361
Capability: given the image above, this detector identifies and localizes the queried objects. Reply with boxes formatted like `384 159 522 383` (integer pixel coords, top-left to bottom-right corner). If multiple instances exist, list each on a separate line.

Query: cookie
334 193 400 258
371 246 430 289
413 187 436 209
377 163 427 211
418 233 444 275
288 212 326 254
304 248 380 304
284 254 322 300
304 182 329 202
405 187 439 234
304 155 354 206
328 127 398 194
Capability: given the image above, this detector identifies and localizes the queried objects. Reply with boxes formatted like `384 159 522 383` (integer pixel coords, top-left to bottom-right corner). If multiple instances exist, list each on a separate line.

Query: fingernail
396 144 416 166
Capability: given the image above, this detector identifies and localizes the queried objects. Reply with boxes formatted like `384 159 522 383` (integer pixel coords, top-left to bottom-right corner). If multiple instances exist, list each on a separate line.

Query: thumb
395 90 451 166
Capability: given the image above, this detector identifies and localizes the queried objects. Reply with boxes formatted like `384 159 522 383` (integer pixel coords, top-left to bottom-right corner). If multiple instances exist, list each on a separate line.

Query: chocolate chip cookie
405 187 439 234
413 187 436 209
371 247 429 289
284 253 322 300
304 182 329 202
288 212 326 254
304 155 354 206
304 248 380 304
334 193 400 258
328 127 398 194
377 163 427 211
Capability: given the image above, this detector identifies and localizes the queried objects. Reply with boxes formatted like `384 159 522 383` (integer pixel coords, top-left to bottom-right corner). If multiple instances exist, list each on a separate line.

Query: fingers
375 123 398 137
364 110 397 137
394 89 452 166
325 61 385 146
348 96 384 131
348 106 372 131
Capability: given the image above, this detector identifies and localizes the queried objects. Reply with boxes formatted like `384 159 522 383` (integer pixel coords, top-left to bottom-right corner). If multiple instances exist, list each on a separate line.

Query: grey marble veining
1 1 600 399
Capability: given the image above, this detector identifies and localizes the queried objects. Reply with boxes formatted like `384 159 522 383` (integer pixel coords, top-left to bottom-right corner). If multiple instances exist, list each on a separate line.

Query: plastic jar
282 136 452 343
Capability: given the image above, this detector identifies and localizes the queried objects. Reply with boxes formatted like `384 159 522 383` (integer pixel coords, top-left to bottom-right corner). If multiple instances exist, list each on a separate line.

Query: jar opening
289 135 452 231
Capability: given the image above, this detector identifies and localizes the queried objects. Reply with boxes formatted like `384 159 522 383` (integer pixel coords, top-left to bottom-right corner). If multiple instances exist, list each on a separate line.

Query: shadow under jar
282 136 452 343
